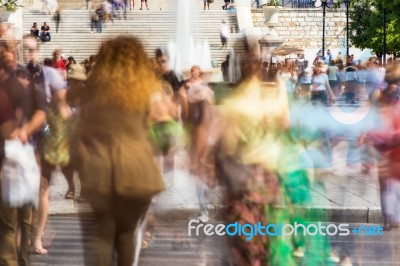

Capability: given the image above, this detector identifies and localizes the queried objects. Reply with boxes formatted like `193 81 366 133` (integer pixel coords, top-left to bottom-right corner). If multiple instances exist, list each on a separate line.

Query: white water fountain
163 0 218 80
228 48 242 83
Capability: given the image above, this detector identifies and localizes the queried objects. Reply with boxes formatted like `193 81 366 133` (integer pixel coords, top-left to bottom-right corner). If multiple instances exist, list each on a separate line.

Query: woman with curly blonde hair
73 37 164 266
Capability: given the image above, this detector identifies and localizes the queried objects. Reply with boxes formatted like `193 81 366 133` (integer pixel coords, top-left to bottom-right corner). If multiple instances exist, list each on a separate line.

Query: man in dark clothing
155 49 180 92
221 55 230 82
95 6 106 33
54 9 61 33
40 22 51 42
261 61 269 82
268 63 278 82
30 22 39 37
0 41 37 266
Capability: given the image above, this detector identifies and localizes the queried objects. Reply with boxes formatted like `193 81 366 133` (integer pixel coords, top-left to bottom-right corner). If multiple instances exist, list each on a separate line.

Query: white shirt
312 73 329 92
220 24 230 39
328 65 339 81
42 65 67 103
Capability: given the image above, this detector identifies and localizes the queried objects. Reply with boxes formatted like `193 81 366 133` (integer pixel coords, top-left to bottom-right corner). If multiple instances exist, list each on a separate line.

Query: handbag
42 108 71 167
208 0 214 3
1 140 40 208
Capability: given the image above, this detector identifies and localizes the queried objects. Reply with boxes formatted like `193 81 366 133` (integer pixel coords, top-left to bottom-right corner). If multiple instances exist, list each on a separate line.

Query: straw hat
67 64 87 81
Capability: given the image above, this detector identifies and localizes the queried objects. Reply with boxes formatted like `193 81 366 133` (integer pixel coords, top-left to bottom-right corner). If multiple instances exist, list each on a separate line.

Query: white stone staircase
23 9 245 65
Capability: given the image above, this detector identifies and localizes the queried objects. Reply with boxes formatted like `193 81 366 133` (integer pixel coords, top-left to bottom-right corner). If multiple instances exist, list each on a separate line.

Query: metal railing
252 0 342 8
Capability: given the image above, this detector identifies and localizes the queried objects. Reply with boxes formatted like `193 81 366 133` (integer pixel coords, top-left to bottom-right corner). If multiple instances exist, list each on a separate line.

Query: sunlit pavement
48 137 382 224
29 216 400 266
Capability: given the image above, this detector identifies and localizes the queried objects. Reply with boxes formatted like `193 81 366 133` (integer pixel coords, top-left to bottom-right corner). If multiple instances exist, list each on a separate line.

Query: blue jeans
40 32 51 41
124 0 128 17
97 19 103 33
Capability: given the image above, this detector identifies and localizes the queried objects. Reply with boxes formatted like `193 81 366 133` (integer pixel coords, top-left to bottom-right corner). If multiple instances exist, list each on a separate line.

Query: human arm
324 74 335 101
0 91 16 140
11 110 46 143
178 86 188 121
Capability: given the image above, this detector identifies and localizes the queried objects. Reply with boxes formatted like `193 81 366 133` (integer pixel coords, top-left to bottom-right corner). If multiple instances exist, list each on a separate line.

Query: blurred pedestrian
53 8 61 33
43 0 58 15
148 81 180 190
363 63 400 230
95 5 106 33
40 22 51 42
140 0 149 10
220 20 230 49
203 0 210 10
311 63 335 105
30 22 39 38
73 37 164 266
66 56 76 70
328 60 340 96
222 0 230 10
0 42 33 266
52 49 67 80
180 66 215 223
221 54 230 82
211 52 291 265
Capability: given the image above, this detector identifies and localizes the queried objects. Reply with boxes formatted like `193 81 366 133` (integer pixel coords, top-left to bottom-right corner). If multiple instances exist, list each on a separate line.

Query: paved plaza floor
48 139 383 224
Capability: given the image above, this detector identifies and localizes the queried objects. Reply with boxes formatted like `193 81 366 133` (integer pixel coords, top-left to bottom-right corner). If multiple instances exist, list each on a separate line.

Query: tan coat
73 106 164 199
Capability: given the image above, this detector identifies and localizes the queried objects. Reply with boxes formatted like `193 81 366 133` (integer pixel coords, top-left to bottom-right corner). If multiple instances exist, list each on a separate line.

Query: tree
348 0 400 56
0 0 21 11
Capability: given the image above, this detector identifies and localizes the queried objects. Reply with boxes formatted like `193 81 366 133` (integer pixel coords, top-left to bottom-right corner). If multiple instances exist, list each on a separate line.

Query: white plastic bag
1 140 40 208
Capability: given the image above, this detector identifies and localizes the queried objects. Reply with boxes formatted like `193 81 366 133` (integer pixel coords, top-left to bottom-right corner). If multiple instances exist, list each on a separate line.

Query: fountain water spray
163 0 213 76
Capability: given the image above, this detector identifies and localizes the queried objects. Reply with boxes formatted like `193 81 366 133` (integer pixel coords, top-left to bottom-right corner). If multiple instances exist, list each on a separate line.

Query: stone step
23 8 245 66
26 0 230 11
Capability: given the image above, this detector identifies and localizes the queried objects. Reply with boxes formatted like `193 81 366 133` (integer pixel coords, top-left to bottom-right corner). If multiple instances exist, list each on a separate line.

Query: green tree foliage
348 0 400 55
0 0 21 11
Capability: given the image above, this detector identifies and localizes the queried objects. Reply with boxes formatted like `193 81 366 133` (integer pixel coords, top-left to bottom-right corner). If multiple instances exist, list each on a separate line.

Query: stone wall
252 8 348 49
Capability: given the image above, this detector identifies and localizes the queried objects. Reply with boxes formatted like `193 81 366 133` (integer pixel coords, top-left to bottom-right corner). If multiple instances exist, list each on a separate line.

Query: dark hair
0 49 15 73
155 48 169 60
155 48 162 58
89 55 97 63
44 58 52 66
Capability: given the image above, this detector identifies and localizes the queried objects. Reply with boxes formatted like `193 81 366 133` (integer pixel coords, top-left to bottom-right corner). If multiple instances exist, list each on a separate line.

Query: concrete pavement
30 216 400 265
48 139 383 224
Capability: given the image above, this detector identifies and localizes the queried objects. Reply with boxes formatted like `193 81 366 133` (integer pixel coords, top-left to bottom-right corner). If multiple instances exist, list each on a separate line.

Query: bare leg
32 176 49 254
62 164 75 197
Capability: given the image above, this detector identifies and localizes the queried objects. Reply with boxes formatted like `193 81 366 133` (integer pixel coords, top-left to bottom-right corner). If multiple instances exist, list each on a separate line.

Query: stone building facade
252 8 348 50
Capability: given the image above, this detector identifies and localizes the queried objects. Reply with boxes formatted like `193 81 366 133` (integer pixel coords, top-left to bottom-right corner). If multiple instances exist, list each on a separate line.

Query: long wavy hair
85 37 160 114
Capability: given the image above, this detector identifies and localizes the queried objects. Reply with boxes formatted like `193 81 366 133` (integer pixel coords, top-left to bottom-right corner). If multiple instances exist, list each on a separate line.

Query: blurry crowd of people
1 26 400 266
256 50 387 107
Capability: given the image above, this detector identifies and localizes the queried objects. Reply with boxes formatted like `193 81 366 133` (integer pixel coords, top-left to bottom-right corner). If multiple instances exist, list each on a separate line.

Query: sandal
33 247 48 255
64 191 74 200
